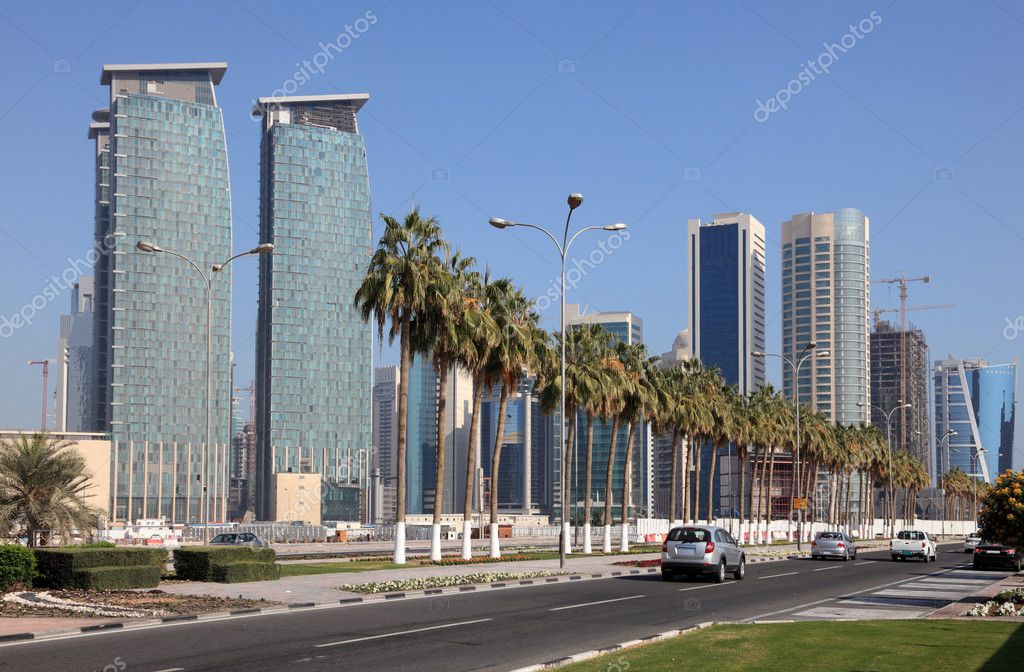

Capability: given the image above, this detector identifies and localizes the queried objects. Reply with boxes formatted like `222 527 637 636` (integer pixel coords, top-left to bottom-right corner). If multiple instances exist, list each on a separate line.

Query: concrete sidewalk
0 616 117 638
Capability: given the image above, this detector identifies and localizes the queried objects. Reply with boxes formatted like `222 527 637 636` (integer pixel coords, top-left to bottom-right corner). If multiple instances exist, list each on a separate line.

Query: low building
268 472 322 526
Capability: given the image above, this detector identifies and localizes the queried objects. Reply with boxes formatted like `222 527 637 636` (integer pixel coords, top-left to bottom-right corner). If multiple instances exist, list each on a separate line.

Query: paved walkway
0 616 117 637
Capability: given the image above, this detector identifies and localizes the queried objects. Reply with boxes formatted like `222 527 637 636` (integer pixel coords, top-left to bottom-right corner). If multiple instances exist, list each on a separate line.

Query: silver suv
661 525 745 583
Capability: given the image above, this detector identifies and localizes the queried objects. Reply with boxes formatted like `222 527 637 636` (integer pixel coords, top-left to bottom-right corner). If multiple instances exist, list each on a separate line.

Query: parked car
890 529 937 562
661 525 745 583
811 531 856 561
964 532 982 553
208 532 268 548
972 543 1023 572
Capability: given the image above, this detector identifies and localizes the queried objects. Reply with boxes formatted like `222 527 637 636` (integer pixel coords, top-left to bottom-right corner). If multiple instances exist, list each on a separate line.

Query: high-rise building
372 366 400 523
688 213 767 520
870 320 931 476
404 356 474 515
781 209 871 424
564 304 651 520
252 94 373 521
687 213 766 394
55 277 95 432
934 357 1017 483
480 377 554 515
93 63 233 523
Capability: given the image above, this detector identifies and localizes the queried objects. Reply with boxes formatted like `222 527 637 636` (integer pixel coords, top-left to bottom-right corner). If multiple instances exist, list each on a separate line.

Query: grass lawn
278 561 405 576
560 620 1024 672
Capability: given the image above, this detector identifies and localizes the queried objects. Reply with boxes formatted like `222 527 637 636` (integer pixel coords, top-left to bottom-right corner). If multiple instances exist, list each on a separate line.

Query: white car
964 532 982 553
890 529 937 562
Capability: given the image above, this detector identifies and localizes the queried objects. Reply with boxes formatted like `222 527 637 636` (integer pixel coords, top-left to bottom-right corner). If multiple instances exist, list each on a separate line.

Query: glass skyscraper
934 357 1017 482
781 209 871 424
94 63 233 523
252 94 373 521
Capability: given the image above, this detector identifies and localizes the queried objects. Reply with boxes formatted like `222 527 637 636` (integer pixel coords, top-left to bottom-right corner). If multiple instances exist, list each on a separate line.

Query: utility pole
27 360 50 432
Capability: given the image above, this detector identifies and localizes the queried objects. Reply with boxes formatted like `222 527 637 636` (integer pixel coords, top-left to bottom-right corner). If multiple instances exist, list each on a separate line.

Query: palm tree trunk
602 415 620 553
683 437 694 523
393 315 411 564
693 442 702 523
562 402 577 553
488 386 510 558
431 359 449 561
669 428 680 522
738 445 748 544
765 448 777 540
583 412 595 553
461 382 484 559
844 472 853 533
755 445 770 544
706 444 719 524
620 420 637 552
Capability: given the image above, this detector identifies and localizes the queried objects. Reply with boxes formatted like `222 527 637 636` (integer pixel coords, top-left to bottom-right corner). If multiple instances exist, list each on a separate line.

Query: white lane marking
678 584 732 592
759 572 799 579
154 669 185 672
315 618 493 648
549 595 645 611
812 565 843 572
853 561 876 566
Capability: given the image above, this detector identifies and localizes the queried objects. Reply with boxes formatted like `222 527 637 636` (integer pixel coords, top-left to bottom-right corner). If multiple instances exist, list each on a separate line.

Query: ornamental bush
33 547 167 589
0 544 37 591
173 547 276 582
210 561 281 583
67 565 163 590
978 469 1024 549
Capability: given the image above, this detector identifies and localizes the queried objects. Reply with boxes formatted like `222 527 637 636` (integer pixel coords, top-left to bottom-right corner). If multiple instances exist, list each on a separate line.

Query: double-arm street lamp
136 240 273 539
752 342 830 549
929 429 957 535
858 399 911 538
490 193 626 569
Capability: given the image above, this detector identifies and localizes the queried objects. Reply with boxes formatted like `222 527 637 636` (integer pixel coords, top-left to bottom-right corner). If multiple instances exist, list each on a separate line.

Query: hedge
0 544 37 591
34 547 167 589
68 565 163 590
173 546 276 582
210 561 281 583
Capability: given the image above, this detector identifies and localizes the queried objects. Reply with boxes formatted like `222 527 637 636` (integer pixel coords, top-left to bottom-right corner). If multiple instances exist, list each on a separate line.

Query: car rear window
818 533 842 540
212 534 237 543
667 528 710 543
897 531 924 540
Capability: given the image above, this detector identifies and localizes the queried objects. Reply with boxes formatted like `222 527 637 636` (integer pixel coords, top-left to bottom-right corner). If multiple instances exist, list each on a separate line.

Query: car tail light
1008 549 1017 556
705 541 716 554
974 547 983 554
662 541 667 553
921 542 926 550
811 540 817 547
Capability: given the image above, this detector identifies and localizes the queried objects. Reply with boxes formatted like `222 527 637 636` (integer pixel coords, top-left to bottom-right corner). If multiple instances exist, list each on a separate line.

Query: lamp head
567 193 583 210
750 351 765 358
603 223 627 231
806 341 817 350
816 350 830 357
136 241 161 253
489 217 513 229
252 243 275 254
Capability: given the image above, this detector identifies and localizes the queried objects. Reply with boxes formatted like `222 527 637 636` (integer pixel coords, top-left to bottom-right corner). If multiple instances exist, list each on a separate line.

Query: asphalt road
0 544 998 672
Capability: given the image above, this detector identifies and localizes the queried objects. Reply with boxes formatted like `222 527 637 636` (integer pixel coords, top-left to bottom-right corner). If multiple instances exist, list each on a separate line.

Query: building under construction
870 320 931 477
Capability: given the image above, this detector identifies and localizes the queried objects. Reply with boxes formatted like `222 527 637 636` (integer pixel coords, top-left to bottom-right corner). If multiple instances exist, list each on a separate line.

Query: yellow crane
872 304 955 330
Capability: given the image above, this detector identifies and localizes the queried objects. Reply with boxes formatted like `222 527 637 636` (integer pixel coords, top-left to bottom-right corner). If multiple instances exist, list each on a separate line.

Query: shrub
33 547 166 589
979 469 1024 549
77 541 117 548
69 565 162 590
173 547 276 582
0 544 37 591
210 561 281 583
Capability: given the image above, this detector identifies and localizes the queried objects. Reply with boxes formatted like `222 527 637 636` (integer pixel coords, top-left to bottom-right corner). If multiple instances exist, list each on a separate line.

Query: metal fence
182 523 329 544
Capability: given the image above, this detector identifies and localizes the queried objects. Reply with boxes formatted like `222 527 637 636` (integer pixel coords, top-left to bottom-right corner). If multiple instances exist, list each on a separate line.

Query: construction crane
26 359 51 432
872 304 955 330
873 273 933 453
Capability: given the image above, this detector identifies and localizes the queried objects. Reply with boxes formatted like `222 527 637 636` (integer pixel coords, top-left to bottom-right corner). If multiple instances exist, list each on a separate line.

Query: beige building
268 472 323 525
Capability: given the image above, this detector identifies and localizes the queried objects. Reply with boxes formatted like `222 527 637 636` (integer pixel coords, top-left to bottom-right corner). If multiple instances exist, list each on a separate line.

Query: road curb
509 622 717 671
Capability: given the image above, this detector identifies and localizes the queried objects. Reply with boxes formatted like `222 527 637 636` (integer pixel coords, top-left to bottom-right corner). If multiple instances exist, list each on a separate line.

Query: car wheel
734 556 746 580
713 560 726 584
852 550 857 560
843 552 849 562
661 570 673 582
891 555 898 562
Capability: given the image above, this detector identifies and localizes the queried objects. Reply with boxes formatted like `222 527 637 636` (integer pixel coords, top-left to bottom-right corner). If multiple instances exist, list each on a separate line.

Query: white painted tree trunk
430 523 442 562
562 521 572 554
394 522 407 564
461 520 473 560
619 523 629 552
582 523 592 554
489 523 500 558
602 524 612 553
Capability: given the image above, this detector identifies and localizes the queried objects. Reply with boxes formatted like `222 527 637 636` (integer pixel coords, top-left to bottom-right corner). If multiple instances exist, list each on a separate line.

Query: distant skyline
1 1 1022 461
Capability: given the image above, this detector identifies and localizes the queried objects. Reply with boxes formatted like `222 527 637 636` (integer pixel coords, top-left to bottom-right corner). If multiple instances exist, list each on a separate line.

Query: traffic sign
792 497 808 510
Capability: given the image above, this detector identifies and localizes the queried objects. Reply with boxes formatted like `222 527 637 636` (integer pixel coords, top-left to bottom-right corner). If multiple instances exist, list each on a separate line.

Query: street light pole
752 343 829 550
490 197 626 569
136 241 273 541
859 400 911 538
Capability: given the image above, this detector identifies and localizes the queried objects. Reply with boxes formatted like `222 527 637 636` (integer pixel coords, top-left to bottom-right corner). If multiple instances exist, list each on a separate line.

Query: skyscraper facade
781 209 871 424
564 304 651 520
94 63 233 523
870 320 931 476
687 213 767 520
372 366 400 522
252 94 373 520
934 357 1017 483
55 277 95 432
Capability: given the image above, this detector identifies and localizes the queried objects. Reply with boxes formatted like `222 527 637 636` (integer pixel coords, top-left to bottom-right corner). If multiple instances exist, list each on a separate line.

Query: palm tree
598 346 630 553
617 343 659 552
703 379 732 525
486 283 540 558
355 208 447 563
0 433 103 546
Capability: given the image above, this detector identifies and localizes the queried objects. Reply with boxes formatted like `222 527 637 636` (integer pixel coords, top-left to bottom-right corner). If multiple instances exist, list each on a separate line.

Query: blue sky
0 0 1021 445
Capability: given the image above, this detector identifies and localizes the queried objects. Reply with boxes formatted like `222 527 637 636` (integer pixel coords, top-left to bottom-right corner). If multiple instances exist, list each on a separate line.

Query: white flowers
337 571 563 594
965 598 1024 617
2 591 159 618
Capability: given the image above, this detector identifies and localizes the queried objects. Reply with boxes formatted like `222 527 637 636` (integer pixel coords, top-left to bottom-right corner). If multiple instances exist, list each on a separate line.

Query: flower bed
613 558 661 567
337 570 563 594
965 587 1024 617
0 589 279 619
